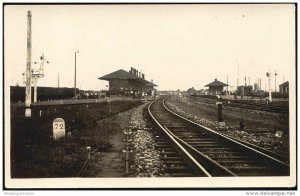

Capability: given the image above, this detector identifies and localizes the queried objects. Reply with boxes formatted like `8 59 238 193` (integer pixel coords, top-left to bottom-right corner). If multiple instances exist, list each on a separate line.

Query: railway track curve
148 97 290 177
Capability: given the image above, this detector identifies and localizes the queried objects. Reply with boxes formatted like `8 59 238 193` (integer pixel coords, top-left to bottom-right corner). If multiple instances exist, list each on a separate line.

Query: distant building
204 79 228 95
187 87 197 95
254 83 259 91
279 81 289 94
237 85 253 96
98 67 157 95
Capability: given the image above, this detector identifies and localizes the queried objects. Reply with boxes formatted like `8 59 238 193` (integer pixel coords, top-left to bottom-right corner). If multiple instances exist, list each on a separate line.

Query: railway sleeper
166 129 198 132
155 141 172 145
164 160 186 164
165 166 192 173
228 166 269 170
186 141 221 144
193 144 229 147
160 152 178 157
210 155 251 159
197 147 233 150
155 138 168 141
171 173 196 177
155 144 172 148
166 126 192 129
172 134 200 137
180 138 217 141
202 151 242 155
161 156 184 161
198 149 238 153
216 160 257 164
156 149 176 152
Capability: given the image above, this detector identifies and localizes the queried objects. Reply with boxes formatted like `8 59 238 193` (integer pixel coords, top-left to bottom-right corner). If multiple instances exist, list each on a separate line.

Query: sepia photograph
3 3 297 189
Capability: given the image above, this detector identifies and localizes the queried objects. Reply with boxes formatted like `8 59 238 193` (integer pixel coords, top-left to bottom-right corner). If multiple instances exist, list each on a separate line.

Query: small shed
279 81 289 94
187 87 197 95
204 79 228 95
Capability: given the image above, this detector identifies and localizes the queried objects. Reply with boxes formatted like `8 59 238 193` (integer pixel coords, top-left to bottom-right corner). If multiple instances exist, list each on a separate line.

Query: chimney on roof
139 72 141 78
151 79 153 83
130 67 134 74
142 73 145 80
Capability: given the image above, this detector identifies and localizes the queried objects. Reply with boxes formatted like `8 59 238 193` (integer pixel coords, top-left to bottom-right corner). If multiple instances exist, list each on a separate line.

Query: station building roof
204 79 228 87
98 69 137 80
279 81 289 87
98 69 157 86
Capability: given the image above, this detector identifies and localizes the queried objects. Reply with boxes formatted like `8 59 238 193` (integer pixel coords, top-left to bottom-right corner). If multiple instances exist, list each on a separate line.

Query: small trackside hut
204 78 229 95
279 81 289 94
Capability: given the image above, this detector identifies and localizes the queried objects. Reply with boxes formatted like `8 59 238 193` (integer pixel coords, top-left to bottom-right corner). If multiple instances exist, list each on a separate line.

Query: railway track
189 96 288 114
152 131 206 177
148 97 290 177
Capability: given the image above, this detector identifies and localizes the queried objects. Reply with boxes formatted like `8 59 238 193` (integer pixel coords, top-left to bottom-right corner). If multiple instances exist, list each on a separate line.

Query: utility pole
226 75 228 92
260 78 261 90
248 77 250 87
25 10 32 117
275 71 277 92
58 73 60 88
74 50 79 97
236 60 240 90
24 11 48 108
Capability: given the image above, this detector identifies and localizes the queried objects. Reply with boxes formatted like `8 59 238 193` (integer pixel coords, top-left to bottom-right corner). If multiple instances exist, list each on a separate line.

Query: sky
4 4 296 91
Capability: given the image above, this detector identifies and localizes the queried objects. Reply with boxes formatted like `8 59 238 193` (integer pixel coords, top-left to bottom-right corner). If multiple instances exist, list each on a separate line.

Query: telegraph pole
275 71 277 92
25 11 32 117
248 77 250 87
260 78 261 90
226 75 228 92
58 73 60 88
266 72 272 102
236 60 240 90
74 50 79 97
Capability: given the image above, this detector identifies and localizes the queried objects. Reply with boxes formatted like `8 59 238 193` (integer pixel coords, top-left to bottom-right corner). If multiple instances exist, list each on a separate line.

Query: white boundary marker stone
53 118 65 140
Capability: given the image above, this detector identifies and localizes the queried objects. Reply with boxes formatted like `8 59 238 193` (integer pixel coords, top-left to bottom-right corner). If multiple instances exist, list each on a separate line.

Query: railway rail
148 97 290 177
189 96 288 114
151 130 208 177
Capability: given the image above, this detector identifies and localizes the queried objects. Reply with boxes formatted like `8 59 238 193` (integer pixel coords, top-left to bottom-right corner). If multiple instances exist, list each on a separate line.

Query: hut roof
279 81 289 87
204 79 228 87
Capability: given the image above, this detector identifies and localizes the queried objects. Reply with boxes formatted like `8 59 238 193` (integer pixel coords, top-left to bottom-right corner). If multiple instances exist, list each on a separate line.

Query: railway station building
204 79 228 95
98 67 157 96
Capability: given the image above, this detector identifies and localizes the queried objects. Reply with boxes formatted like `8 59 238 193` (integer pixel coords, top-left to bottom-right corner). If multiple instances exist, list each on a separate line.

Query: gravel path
83 107 137 177
83 102 170 177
